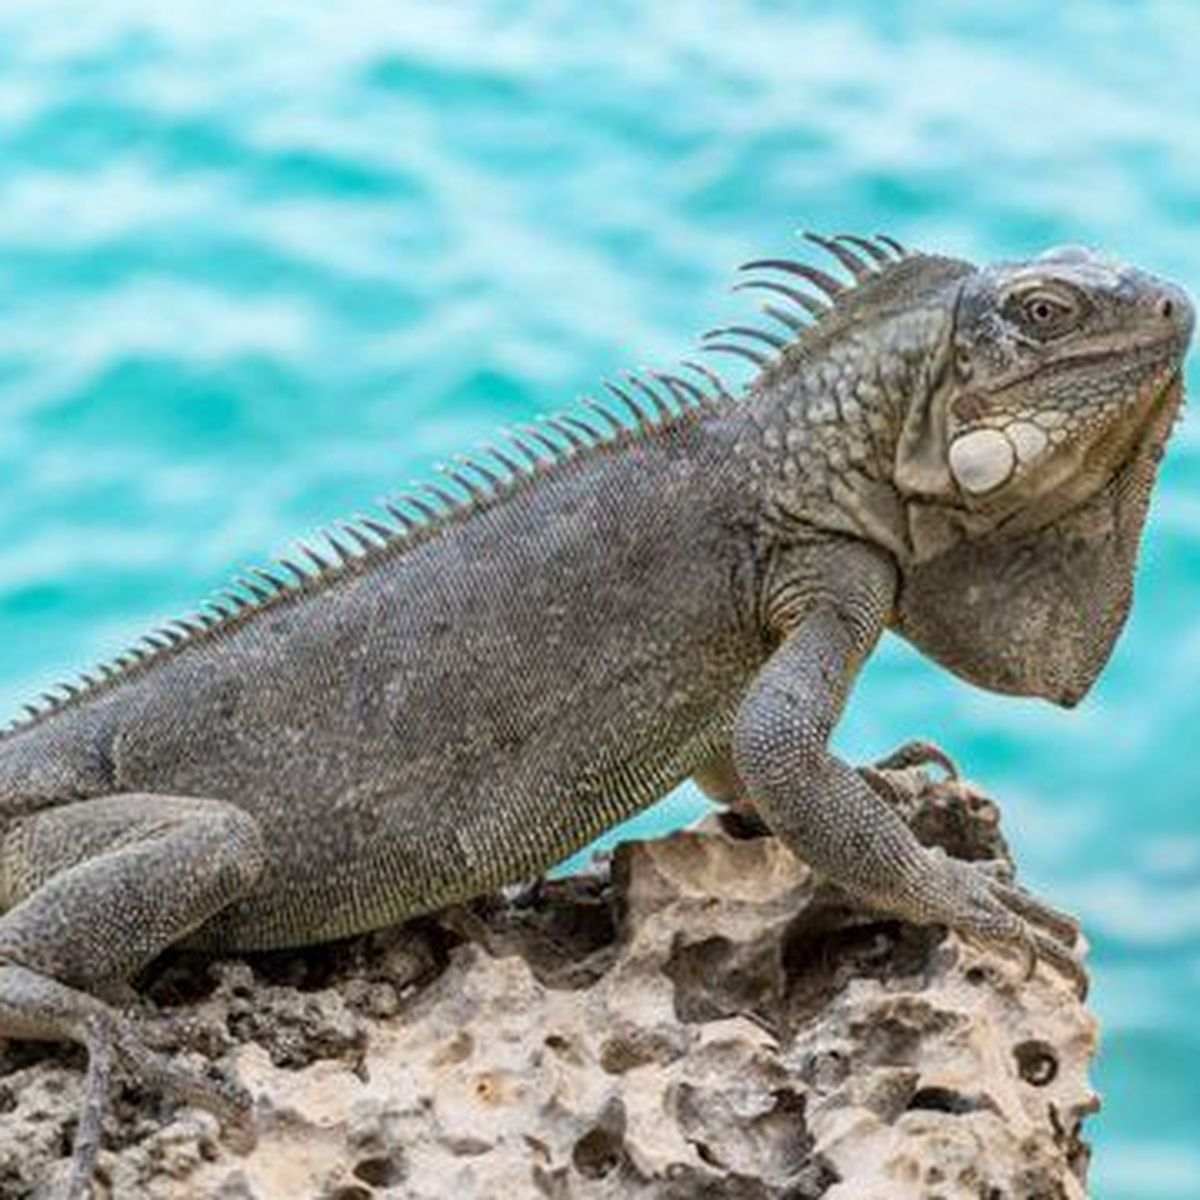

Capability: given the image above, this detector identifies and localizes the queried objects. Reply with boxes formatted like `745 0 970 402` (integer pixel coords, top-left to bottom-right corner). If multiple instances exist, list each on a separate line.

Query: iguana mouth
1145 369 1185 443
1067 366 1184 495
1160 368 1185 415
980 330 1189 398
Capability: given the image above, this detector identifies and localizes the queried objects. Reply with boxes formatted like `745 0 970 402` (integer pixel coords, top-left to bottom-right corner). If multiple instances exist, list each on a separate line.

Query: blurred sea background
0 3 1197 1194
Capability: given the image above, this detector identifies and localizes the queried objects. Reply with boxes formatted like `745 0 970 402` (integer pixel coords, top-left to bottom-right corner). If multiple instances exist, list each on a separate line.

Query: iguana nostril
1159 297 1174 320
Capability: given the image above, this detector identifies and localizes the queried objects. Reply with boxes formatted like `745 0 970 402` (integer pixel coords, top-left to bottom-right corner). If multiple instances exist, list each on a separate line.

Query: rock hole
57 1120 77 1159
0 1039 72 1074
141 953 223 1006
665 934 783 1024
572 1126 625 1179
906 1086 994 1116
524 1134 551 1163
793 1156 842 1196
432 1030 473 1066
353 1154 404 1187
716 809 771 839
599 1027 682 1074
758 1087 816 1177
328 1187 372 1200
1014 1038 1059 1086
599 1036 645 1074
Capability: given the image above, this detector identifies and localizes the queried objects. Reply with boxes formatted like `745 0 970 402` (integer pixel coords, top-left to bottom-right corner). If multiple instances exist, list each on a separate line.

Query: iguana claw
1029 927 1090 1000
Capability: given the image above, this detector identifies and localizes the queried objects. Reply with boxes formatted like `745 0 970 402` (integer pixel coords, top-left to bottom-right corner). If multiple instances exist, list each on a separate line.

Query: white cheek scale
948 428 1016 494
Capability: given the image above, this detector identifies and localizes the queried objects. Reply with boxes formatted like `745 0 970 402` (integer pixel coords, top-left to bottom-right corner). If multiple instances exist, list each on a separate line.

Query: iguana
0 233 1191 1197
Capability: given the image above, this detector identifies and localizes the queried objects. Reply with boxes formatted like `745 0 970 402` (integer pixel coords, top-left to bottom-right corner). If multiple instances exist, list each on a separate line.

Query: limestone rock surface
0 772 1098 1199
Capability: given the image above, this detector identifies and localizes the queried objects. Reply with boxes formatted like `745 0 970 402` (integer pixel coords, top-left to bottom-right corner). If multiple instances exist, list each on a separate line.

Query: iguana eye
1015 289 1081 336
1027 297 1062 323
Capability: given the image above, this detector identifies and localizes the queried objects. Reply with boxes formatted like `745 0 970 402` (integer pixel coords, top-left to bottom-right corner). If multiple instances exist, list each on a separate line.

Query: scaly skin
0 234 1191 1196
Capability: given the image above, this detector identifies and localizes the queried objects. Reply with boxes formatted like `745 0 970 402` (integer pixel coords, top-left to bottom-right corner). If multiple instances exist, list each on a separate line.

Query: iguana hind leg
732 595 1087 997
0 793 265 1197
693 749 771 838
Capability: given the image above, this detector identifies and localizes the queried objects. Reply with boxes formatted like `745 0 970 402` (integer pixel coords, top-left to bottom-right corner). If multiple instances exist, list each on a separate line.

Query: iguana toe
64 1015 114 1200
857 764 919 808
111 1015 253 1130
986 876 1081 947
968 857 1017 886
913 851 1087 998
1028 927 1089 999
871 739 960 780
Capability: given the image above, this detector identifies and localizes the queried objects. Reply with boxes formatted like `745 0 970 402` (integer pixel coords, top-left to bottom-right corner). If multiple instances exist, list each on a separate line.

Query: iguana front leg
730 552 1085 995
0 794 266 1197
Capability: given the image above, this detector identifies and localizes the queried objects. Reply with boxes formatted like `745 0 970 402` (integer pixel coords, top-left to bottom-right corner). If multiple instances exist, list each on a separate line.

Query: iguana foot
847 770 1087 996
0 963 252 1200
0 793 265 1195
67 1027 250 1199
911 848 1088 998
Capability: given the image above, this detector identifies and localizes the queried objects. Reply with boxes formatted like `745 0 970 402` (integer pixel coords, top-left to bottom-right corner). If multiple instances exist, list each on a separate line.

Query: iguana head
895 247 1191 528
892 246 1193 705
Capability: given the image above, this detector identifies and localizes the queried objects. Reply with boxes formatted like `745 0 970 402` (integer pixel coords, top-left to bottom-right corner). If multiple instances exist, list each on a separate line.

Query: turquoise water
0 3 1198 1194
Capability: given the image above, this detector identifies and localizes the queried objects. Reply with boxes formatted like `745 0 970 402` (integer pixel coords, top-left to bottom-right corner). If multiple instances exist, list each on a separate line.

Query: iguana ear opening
893 370 957 500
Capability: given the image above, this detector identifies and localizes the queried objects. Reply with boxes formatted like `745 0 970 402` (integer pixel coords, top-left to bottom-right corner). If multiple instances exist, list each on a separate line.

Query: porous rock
0 772 1098 1198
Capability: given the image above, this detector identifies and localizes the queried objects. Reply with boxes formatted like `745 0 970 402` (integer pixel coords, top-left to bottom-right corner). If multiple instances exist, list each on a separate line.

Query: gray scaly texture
0 232 1191 1197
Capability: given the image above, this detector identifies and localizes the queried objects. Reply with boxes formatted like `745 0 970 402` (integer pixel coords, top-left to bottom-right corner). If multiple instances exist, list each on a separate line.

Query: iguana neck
731 304 954 560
